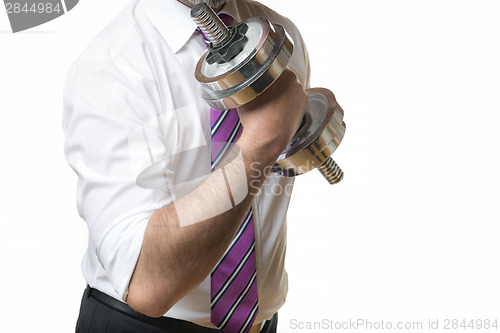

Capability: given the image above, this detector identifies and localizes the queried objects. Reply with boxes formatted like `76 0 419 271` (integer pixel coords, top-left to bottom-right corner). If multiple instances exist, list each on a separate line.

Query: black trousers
76 286 278 333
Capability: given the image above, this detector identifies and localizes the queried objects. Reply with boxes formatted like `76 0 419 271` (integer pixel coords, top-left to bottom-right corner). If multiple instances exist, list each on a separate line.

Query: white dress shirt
63 0 310 327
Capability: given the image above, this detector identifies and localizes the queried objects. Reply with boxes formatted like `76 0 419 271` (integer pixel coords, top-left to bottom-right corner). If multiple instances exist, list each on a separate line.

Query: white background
1 0 499 332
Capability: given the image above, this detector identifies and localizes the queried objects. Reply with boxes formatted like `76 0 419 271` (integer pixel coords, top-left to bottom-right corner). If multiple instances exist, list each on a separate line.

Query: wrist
237 136 279 193
238 134 282 167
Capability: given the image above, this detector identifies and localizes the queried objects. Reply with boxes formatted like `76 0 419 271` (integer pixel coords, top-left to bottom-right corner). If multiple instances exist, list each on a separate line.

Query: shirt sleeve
279 17 311 89
62 58 167 301
231 1 310 89
246 5 311 89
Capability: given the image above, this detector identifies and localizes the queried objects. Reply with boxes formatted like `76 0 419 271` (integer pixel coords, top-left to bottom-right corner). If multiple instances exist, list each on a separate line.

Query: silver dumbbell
191 3 346 184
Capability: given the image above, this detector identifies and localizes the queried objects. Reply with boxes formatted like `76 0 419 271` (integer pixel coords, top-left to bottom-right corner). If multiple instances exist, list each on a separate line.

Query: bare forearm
127 69 307 317
126 142 276 317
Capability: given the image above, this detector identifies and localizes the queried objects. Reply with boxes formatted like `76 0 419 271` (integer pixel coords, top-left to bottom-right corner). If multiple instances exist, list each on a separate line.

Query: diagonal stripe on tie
212 211 253 275
211 121 243 169
217 270 257 328
239 300 259 333
211 111 231 138
219 279 259 333
211 241 255 309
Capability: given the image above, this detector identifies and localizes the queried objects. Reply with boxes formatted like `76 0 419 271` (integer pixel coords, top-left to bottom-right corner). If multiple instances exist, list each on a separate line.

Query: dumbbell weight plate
273 88 346 177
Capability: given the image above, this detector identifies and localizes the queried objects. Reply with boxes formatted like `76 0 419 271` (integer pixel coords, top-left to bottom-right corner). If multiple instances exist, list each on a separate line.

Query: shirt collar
140 0 238 54
140 0 199 53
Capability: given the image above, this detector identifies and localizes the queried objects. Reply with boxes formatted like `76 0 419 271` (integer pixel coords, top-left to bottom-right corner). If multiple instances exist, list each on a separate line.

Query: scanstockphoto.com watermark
2 0 79 33
290 318 500 331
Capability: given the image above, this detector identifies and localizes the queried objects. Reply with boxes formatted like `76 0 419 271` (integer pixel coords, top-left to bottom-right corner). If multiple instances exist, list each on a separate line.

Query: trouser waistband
87 285 221 332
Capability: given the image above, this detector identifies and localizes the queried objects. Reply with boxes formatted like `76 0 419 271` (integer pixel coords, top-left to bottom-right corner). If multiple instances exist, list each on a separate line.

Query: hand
237 69 308 163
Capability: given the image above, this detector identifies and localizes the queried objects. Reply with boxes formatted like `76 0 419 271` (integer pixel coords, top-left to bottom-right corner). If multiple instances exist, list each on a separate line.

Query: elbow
126 284 175 318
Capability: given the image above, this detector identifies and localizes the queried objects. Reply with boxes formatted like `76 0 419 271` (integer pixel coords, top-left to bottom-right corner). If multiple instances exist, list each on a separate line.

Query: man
63 0 310 331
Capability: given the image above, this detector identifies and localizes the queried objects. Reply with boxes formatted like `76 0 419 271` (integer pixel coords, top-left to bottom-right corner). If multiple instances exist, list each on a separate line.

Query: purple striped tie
204 14 259 333
210 108 259 333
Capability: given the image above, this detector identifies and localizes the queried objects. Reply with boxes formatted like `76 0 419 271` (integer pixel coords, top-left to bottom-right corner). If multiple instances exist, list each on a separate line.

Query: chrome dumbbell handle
191 2 230 45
